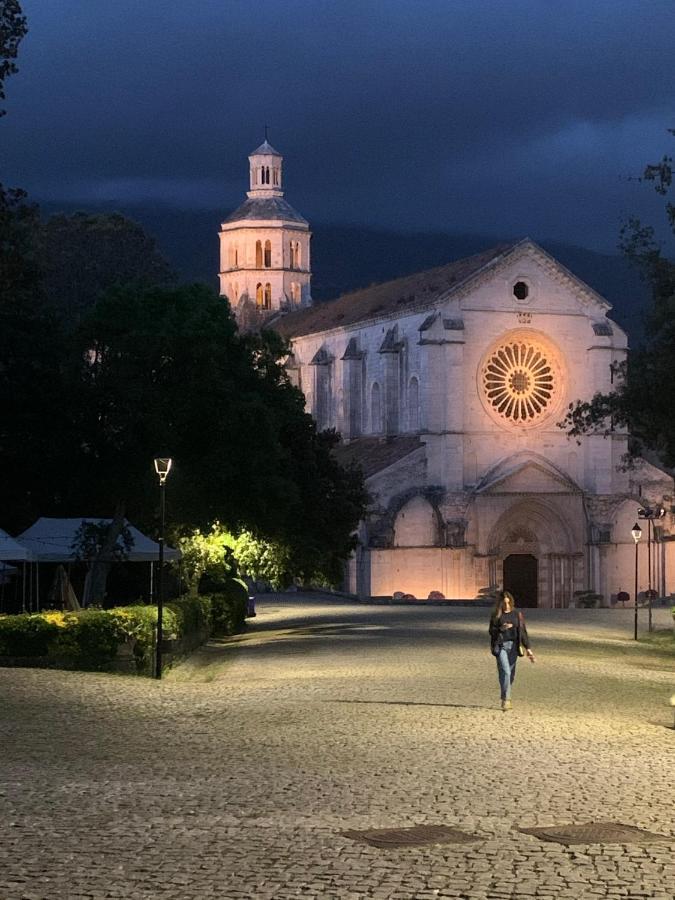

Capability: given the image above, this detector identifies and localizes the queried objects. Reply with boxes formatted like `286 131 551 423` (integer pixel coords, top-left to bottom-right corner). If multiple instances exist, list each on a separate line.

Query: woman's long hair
492 589 516 620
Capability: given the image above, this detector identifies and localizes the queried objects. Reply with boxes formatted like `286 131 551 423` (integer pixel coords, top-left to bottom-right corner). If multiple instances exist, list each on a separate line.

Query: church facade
222 143 675 606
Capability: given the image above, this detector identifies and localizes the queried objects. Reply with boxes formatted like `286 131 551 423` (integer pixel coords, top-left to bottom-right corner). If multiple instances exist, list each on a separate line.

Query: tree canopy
0 0 26 116
39 212 175 325
67 283 366 585
561 129 675 468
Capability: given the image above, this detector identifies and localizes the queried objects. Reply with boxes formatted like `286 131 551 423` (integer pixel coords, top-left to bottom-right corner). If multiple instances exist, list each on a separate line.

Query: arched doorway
503 554 538 608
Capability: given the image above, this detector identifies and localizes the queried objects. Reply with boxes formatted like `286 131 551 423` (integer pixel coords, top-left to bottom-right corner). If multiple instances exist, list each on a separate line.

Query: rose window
482 341 556 423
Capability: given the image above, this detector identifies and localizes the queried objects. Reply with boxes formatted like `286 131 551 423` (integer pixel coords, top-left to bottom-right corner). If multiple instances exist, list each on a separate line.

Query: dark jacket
489 610 530 655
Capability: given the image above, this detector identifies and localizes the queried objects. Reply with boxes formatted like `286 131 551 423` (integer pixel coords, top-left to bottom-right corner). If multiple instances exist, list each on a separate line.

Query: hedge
0 590 246 674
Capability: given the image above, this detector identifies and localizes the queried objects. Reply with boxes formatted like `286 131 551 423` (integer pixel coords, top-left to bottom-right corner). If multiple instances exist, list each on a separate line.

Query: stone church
220 141 675 606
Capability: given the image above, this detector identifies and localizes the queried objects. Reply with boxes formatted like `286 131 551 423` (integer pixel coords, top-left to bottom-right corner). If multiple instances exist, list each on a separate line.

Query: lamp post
153 457 172 679
637 506 666 632
631 522 642 641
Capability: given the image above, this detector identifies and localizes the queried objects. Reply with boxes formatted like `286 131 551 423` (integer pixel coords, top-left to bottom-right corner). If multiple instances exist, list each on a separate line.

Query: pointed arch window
264 240 271 268
290 240 301 269
371 382 382 434
273 168 279 186
408 376 420 431
264 283 272 309
255 240 263 268
234 245 239 267
291 282 300 304
256 283 264 307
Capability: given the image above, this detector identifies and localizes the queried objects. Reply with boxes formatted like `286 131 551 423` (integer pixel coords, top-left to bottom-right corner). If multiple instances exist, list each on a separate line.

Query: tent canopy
17 518 181 563
0 528 35 561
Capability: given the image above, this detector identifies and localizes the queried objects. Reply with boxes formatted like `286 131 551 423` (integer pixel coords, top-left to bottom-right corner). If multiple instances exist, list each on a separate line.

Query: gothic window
408 376 420 431
291 282 301 304
264 283 272 309
273 168 279 186
255 241 263 268
234 245 239 267
264 240 271 268
371 382 382 434
315 365 331 431
255 283 263 307
260 166 264 184
295 241 301 268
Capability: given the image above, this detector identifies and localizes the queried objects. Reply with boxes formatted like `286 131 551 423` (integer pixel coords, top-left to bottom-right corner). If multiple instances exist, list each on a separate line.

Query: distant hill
42 203 649 340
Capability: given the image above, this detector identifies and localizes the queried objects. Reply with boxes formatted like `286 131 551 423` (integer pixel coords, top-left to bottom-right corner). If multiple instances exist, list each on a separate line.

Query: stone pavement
1 597 674 900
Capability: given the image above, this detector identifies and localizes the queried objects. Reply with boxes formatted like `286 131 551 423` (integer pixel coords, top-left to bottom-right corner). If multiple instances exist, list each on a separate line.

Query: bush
0 614 61 657
0 590 247 674
573 590 603 609
166 595 211 653
209 579 247 636
49 609 124 669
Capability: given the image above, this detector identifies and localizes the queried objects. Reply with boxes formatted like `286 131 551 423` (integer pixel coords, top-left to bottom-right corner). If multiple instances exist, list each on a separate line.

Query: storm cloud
4 0 674 250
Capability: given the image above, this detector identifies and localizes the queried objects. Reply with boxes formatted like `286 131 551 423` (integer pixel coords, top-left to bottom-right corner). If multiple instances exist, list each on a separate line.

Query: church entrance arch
503 554 538 608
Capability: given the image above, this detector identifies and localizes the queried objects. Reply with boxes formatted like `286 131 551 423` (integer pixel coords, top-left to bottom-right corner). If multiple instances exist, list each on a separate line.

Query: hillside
42 203 649 340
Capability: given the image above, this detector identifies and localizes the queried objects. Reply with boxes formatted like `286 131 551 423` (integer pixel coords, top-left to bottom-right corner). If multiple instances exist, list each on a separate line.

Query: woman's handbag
517 611 526 656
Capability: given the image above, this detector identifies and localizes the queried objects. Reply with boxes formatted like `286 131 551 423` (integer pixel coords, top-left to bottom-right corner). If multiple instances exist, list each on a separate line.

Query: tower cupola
248 140 283 198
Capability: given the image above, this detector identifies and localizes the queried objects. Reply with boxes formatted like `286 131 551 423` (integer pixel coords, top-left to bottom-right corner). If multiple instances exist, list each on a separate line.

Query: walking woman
489 590 535 710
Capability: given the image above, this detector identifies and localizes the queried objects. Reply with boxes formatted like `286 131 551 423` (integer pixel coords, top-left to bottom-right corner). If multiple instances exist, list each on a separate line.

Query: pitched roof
250 140 282 157
222 196 308 226
332 435 423 480
274 242 516 338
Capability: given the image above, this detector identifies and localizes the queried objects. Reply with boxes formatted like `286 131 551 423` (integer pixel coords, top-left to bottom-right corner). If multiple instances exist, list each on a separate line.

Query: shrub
209 579 247 636
49 609 124 670
0 614 61 657
166 595 211 648
573 590 603 609
0 590 247 674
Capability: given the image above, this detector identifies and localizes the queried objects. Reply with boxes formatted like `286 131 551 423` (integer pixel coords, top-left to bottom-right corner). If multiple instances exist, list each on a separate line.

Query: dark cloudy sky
4 0 674 251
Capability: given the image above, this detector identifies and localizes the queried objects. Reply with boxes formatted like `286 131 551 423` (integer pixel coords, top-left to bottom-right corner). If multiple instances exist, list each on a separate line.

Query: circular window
513 280 529 300
481 339 558 425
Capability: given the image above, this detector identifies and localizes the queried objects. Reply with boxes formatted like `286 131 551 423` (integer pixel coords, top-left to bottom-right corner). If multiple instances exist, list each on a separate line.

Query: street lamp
637 506 666 632
631 522 642 641
153 457 172 679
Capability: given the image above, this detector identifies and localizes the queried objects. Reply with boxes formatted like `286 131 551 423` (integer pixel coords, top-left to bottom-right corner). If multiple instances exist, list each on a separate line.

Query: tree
62 283 366 600
0 186 72 531
0 0 27 117
39 212 175 326
561 129 675 468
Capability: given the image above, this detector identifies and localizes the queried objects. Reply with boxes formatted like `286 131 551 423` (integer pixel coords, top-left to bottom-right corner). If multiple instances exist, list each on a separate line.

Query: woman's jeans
496 640 518 700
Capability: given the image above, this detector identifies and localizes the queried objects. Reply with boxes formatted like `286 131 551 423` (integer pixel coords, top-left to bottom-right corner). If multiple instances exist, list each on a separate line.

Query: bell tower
219 138 312 328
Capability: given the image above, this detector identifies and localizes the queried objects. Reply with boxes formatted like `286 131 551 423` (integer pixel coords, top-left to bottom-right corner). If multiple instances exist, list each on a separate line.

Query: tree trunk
85 501 126 606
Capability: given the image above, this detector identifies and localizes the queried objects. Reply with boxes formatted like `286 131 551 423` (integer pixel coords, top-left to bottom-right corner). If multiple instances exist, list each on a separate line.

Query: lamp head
153 457 172 484
631 522 642 543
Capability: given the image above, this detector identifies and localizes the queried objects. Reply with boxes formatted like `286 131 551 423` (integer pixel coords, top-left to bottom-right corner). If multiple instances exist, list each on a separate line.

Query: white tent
16 518 181 562
0 527 35 561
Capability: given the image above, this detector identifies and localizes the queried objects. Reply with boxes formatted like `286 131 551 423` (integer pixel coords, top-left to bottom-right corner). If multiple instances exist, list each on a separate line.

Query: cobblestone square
1 598 674 899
